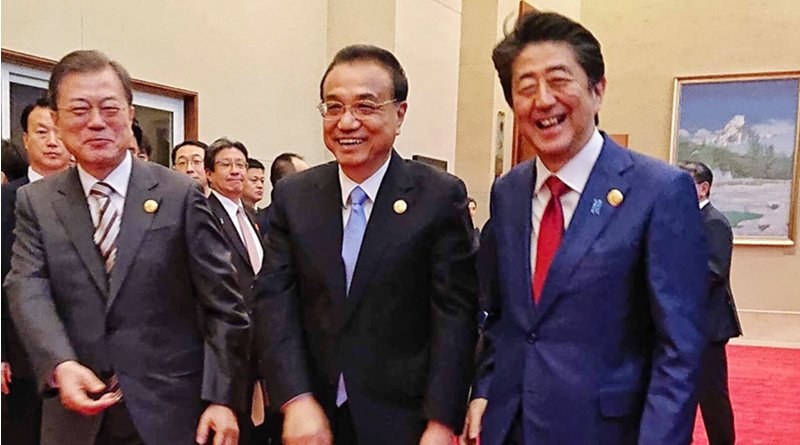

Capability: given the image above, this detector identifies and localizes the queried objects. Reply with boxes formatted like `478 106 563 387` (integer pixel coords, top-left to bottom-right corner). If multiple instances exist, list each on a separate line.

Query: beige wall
581 0 800 345
2 0 331 167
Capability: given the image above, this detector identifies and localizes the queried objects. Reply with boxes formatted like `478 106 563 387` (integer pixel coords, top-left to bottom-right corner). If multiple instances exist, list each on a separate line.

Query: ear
395 101 408 135
592 77 607 101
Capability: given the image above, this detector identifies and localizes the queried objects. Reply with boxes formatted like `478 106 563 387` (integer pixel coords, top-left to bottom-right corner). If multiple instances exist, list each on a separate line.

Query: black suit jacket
701 203 742 342
253 152 478 445
207 192 261 309
4 161 250 445
1 176 34 379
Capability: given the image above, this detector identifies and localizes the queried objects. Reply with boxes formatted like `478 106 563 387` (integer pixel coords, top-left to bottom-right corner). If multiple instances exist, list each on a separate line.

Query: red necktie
533 176 570 303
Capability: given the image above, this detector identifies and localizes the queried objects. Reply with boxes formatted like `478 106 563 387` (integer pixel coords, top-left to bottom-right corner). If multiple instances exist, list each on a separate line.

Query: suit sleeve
252 182 313 407
423 177 479 433
639 172 709 444
4 186 78 392
184 185 251 409
705 214 733 287
470 220 500 400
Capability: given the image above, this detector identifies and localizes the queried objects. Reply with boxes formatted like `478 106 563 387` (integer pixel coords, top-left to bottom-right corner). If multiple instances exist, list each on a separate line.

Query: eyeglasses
317 99 397 121
214 159 247 170
175 159 204 169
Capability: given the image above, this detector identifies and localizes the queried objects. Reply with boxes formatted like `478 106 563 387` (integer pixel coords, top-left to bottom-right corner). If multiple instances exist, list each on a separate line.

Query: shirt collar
211 189 244 215
77 151 132 198
339 154 392 207
27 166 44 183
535 128 603 195
699 199 710 209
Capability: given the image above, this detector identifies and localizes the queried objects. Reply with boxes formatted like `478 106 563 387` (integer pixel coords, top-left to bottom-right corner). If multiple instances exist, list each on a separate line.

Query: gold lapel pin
393 199 408 214
607 189 624 207
143 199 159 213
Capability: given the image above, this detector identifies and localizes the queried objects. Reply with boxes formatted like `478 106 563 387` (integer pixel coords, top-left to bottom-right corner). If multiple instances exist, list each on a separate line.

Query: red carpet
693 344 800 444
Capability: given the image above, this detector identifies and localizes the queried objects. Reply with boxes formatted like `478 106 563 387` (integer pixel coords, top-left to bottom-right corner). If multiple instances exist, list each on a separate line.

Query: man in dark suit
680 161 742 445
461 12 709 445
4 49 249 445
257 152 308 237
172 140 210 195
253 45 478 445
204 137 267 444
2 97 71 445
243 158 266 213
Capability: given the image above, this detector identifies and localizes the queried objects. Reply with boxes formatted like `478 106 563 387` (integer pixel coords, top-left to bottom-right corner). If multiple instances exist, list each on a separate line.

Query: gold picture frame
670 71 800 246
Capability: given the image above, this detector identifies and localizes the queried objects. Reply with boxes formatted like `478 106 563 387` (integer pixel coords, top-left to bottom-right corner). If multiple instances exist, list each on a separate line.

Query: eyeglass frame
316 99 399 121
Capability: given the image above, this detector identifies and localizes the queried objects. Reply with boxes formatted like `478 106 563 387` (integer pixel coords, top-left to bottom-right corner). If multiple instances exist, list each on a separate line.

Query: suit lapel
503 161 537 330
53 169 109 296
530 137 633 327
107 160 159 311
307 164 347 319
341 152 413 326
208 193 250 267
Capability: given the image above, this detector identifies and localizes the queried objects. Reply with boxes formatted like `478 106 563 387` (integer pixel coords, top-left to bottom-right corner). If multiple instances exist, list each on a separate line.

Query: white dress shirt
210 189 264 271
338 154 391 226
530 129 603 274
27 167 44 183
77 151 132 227
699 198 710 210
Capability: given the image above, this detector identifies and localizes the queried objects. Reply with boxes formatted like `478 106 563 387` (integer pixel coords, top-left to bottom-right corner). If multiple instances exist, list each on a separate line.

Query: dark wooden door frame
2 48 198 140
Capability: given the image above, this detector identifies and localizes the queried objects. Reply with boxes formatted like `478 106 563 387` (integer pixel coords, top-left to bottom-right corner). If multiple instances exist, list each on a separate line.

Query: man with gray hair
4 49 250 445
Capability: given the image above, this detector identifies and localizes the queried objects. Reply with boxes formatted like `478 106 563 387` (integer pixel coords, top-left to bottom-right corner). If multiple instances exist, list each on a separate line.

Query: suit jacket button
527 332 538 344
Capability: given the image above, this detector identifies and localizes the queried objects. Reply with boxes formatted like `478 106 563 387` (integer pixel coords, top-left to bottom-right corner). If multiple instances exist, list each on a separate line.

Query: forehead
214 146 246 159
28 106 55 125
175 145 205 158
57 67 127 103
322 61 394 99
512 41 584 77
247 167 264 175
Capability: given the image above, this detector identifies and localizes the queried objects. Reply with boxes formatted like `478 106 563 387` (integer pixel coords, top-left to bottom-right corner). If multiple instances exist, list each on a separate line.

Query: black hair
320 44 408 102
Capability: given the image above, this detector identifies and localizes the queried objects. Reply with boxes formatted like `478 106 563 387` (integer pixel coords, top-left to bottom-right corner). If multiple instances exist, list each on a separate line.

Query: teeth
539 117 560 128
339 139 364 145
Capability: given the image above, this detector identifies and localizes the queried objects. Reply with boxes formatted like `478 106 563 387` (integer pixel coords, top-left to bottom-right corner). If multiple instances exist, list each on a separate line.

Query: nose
337 108 362 130
86 107 106 129
533 82 557 108
46 130 59 147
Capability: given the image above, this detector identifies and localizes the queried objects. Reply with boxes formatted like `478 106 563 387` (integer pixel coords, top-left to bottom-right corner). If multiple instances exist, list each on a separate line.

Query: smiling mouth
535 114 566 129
337 138 366 146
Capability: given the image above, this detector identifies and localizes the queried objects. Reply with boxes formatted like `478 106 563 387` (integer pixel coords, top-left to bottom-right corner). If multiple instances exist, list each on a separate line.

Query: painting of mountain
671 74 800 244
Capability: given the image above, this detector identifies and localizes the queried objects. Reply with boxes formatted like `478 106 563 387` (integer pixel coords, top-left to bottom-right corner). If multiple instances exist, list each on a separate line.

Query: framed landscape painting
670 72 800 246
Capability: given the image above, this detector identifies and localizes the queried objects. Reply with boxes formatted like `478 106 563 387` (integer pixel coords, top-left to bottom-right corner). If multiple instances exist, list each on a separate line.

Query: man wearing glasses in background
172 140 210 195
253 44 478 445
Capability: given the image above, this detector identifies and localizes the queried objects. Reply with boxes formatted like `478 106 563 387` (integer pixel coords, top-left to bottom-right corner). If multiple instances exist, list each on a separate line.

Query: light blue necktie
337 186 368 407
341 186 368 294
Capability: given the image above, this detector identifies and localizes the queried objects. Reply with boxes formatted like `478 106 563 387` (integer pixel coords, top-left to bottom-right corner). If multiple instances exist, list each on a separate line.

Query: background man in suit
243 158 266 212
462 12 709 445
679 161 742 445
254 44 478 445
172 139 210 195
257 152 308 237
4 49 250 445
2 97 71 445
205 137 266 444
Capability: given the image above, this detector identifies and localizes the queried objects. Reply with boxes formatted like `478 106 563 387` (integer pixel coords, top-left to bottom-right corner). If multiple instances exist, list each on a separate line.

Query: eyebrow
517 64 574 81
323 92 381 101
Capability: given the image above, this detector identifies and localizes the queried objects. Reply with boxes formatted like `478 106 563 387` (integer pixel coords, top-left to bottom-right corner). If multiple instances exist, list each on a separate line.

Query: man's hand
1 362 11 394
54 360 119 416
459 398 488 445
195 403 239 445
420 420 454 445
282 395 332 445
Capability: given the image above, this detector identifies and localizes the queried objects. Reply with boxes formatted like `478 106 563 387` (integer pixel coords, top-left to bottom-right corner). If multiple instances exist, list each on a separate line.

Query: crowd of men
2 10 741 445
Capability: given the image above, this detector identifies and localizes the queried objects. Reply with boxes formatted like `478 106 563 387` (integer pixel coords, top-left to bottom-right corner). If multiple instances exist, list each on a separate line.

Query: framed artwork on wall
670 71 800 246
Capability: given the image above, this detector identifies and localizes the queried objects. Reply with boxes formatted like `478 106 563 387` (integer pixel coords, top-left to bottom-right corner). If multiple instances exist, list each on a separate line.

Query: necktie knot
350 186 368 207
545 176 570 199
91 181 113 198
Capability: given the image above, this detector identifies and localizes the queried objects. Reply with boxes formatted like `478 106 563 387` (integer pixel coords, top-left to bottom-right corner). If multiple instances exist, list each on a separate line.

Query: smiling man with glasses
253 44 478 445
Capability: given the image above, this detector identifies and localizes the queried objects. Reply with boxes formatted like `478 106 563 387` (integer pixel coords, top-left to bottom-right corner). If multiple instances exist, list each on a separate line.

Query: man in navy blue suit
461 12 709 445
